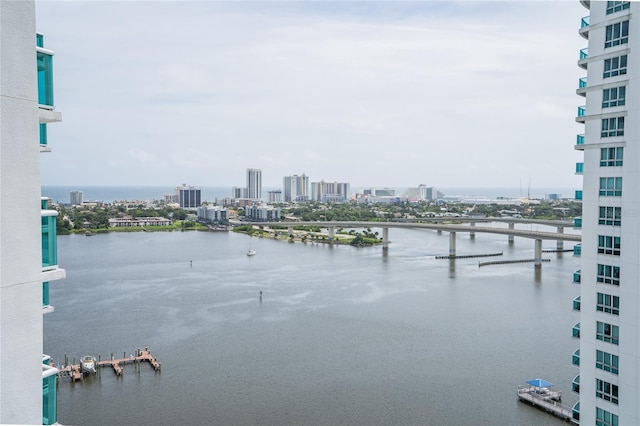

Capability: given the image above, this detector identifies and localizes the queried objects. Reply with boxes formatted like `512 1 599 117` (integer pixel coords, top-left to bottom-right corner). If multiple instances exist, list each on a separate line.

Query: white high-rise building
247 168 262 200
70 190 83 205
283 174 309 202
0 3 65 424
310 181 350 202
573 2 636 424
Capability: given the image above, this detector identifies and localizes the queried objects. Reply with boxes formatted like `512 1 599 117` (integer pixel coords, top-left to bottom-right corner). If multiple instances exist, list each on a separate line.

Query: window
602 86 626 108
598 235 621 256
605 21 629 48
607 1 630 14
597 321 619 345
600 147 623 166
599 206 621 226
596 350 619 374
599 177 622 196
596 379 619 404
598 264 620 286
596 407 618 426
597 292 620 315
601 117 624 137
603 55 627 78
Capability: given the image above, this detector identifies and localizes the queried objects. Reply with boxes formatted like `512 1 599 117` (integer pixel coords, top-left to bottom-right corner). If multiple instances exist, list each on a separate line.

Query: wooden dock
57 347 161 381
517 386 577 424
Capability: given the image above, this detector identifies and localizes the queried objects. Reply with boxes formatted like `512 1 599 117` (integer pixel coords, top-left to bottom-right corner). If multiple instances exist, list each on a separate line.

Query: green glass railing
572 375 580 394
41 210 57 269
580 48 588 60
572 349 580 367
43 282 50 307
572 402 580 422
573 269 581 283
577 106 586 117
576 134 585 145
575 190 583 200
573 296 581 311
42 358 58 425
574 216 582 228
37 51 54 107
581 16 590 28
572 323 581 338
40 123 47 147
578 77 587 88
575 162 584 174
574 244 582 256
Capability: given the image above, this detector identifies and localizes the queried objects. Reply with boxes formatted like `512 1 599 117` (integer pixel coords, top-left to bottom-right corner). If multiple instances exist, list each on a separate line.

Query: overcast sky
37 1 586 189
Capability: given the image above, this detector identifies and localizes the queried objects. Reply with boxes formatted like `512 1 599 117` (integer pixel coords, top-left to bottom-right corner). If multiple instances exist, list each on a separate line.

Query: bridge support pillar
534 239 542 268
382 227 389 251
449 232 456 258
508 223 514 244
556 227 564 250
469 222 475 239
288 226 293 237
328 226 335 244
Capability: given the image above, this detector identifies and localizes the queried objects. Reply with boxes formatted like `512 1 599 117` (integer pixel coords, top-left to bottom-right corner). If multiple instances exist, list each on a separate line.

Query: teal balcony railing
579 48 588 60
577 106 586 117
36 34 54 108
581 16 590 28
42 201 58 270
572 322 581 338
572 401 580 422
573 269 581 283
575 162 584 174
572 375 580 394
576 134 585 145
575 190 583 200
578 77 587 88
42 355 58 425
574 216 582 228
573 296 581 311
40 123 47 147
572 348 580 367
574 244 582 256
43 281 50 307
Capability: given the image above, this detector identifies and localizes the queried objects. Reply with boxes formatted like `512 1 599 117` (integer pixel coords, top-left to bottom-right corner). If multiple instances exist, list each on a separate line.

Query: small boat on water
247 249 256 256
81 355 97 374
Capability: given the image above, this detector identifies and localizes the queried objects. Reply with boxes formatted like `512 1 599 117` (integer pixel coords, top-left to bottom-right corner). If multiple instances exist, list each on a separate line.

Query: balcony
572 375 580 394
573 269 581 283
42 355 58 425
36 34 61 128
575 190 583 200
576 106 586 123
580 0 589 9
577 77 587 96
576 134 585 146
572 322 581 338
574 216 582 228
572 348 580 367
578 48 588 69
573 296 581 311
575 162 584 175
42 209 57 270
579 15 590 39
572 401 580 423
574 244 581 256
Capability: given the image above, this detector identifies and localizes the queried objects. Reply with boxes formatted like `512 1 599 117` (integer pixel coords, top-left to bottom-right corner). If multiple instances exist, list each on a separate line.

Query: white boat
247 249 256 256
81 355 97 374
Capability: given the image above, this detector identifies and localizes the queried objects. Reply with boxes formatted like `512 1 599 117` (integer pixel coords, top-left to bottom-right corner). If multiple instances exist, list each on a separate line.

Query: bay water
45 227 579 425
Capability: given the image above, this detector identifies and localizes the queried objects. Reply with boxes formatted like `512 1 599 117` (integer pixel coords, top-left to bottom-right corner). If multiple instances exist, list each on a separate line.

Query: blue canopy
527 378 553 388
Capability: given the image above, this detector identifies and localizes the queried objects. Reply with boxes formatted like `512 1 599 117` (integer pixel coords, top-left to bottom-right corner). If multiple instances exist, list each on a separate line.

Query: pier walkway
58 348 160 381
517 385 577 424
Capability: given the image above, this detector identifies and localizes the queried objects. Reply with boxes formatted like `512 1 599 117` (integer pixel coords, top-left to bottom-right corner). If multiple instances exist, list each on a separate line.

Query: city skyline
36 1 585 188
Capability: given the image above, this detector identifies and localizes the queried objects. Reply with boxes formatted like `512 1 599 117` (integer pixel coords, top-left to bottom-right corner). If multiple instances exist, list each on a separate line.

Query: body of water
41 186 576 204
45 227 579 425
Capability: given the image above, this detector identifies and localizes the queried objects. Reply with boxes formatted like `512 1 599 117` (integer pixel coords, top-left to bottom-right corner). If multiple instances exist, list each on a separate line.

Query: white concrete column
557 226 564 250
449 232 456 257
382 227 389 251
328 226 335 243
508 223 515 243
534 239 543 268
469 222 475 239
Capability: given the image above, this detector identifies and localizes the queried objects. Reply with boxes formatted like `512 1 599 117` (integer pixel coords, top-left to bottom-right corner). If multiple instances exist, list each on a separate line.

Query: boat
81 355 97 374
246 249 256 256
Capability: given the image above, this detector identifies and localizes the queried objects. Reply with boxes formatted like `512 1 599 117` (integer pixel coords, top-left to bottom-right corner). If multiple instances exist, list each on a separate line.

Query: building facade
247 168 262 200
310 181 350 203
176 184 201 208
70 190 83 205
573 1 636 424
283 174 309 202
244 205 281 221
196 205 229 224
0 3 65 423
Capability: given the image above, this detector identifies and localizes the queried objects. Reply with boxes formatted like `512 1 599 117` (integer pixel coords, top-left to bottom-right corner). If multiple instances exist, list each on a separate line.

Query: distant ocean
41 186 577 204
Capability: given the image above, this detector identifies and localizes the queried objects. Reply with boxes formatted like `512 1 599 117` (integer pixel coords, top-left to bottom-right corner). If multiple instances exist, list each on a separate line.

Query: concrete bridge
241 219 581 268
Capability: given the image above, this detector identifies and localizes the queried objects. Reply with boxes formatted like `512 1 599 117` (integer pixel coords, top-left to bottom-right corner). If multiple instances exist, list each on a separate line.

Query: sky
37 1 587 189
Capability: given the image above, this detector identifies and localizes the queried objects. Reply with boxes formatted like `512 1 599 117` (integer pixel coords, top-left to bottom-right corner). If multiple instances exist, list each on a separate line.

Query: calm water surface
45 228 579 425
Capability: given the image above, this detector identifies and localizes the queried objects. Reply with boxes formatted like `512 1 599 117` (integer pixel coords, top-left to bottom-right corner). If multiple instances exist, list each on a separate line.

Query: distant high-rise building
246 168 262 200
310 181 350 202
283 174 309 202
417 185 440 201
176 184 201 208
70 190 83 205
232 186 248 199
571 2 637 424
267 190 282 203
